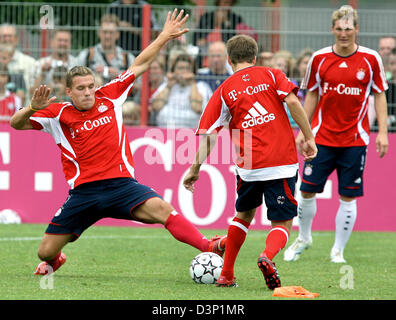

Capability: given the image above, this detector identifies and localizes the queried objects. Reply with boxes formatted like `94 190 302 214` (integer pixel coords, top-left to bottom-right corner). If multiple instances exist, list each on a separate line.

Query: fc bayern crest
304 165 313 176
242 74 250 82
98 104 108 112
356 69 366 81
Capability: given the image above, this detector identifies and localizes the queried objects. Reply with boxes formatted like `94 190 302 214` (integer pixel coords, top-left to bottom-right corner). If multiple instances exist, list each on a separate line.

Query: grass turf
0 223 395 300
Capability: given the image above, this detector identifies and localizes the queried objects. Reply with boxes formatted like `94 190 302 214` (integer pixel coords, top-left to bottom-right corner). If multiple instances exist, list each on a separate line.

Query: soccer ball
189 252 224 284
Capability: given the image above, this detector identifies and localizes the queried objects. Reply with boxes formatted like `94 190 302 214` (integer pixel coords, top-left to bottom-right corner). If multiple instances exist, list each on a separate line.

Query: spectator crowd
0 1 395 132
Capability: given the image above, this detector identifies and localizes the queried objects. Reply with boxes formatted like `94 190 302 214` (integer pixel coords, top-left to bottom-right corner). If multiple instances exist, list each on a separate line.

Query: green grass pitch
0 223 395 300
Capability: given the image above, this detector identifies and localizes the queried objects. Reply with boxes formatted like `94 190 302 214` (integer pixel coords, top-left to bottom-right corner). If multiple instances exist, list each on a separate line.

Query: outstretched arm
128 9 189 78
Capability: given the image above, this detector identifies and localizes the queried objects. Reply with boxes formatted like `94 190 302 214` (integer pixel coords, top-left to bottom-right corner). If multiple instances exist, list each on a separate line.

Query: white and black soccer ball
189 252 224 284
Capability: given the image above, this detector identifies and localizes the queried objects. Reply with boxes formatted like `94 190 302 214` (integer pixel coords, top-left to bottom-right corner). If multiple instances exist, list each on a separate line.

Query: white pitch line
0 235 168 242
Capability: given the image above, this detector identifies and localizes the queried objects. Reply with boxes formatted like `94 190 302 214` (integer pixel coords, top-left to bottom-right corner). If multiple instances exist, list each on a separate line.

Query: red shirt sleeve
196 87 229 135
271 68 299 100
370 53 388 93
95 70 135 100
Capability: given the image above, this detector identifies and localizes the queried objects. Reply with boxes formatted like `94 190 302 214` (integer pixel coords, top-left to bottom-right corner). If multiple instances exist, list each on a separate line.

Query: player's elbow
9 115 21 130
10 114 30 130
128 62 149 79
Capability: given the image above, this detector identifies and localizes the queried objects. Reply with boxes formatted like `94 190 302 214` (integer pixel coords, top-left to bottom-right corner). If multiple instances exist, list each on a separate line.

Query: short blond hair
227 35 258 65
100 14 119 27
332 5 358 27
66 66 94 88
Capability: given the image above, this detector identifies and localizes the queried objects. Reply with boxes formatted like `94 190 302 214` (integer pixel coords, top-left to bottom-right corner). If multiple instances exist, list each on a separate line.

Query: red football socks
221 217 250 280
165 211 208 252
262 226 289 260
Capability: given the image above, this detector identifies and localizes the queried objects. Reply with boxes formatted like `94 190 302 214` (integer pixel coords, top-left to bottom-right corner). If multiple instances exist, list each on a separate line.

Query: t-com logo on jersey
241 102 275 128
323 82 362 95
69 115 113 138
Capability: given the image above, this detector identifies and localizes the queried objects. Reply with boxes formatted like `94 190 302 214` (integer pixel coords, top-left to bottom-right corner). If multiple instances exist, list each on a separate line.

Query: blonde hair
100 14 119 27
66 66 94 88
332 5 358 27
273 50 295 77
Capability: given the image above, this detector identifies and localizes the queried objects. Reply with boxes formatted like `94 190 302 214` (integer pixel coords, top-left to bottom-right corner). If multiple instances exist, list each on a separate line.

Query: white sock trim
230 221 249 234
270 227 289 243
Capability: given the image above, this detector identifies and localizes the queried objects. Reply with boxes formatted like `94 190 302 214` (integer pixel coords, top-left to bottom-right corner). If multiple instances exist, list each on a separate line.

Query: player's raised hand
161 8 189 40
31 85 57 111
127 8 189 78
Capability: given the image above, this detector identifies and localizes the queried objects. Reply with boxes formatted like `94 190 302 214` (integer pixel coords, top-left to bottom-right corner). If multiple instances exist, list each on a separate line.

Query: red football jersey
30 70 136 188
197 66 299 181
302 45 388 147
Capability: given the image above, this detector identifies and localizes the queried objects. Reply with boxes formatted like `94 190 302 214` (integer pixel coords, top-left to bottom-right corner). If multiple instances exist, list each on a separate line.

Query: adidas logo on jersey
241 102 275 128
339 61 348 68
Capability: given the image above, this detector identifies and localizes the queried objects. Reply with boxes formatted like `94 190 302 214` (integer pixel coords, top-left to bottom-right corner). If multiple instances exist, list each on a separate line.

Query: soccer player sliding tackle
10 9 226 276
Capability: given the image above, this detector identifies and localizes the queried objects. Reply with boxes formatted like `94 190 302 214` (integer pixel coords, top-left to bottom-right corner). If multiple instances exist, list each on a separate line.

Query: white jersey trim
235 163 298 182
62 151 80 189
357 46 388 92
121 131 135 178
30 103 76 158
301 46 332 90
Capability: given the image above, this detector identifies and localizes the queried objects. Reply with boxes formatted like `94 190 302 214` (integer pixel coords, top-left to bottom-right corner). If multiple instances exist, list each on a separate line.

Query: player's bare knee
154 199 174 223
133 197 173 224
37 247 55 262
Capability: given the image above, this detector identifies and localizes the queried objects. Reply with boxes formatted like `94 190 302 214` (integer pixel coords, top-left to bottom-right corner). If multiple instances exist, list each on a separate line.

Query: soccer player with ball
284 5 389 264
10 9 226 276
183 34 317 289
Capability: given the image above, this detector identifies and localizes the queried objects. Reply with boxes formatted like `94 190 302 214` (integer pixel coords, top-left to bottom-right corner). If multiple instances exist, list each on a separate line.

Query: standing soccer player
10 9 225 276
183 34 317 289
284 5 389 263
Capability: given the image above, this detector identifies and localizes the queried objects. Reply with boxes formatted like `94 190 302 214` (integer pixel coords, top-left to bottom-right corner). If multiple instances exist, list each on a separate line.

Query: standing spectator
76 14 135 83
51 65 69 103
193 0 244 68
272 50 295 78
385 47 396 132
0 43 26 105
378 36 396 81
273 50 298 128
292 48 314 105
107 0 159 55
151 53 212 128
256 51 274 67
284 5 389 264
31 29 77 96
0 63 22 123
0 24 36 105
149 57 166 98
197 41 231 93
